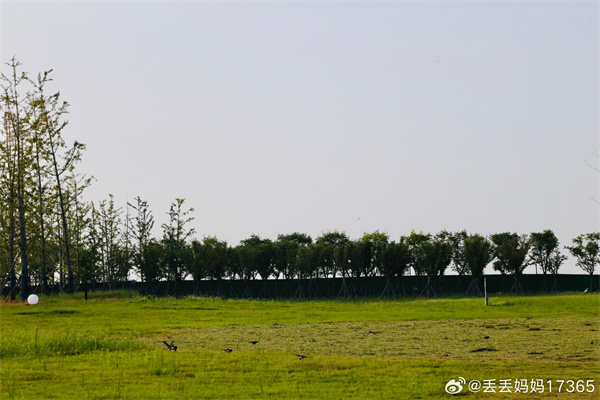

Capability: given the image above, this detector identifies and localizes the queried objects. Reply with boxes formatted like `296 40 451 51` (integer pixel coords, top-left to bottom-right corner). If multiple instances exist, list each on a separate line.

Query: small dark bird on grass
366 330 380 335
484 336 490 339
224 348 233 353
249 340 259 345
162 341 177 352
294 354 308 360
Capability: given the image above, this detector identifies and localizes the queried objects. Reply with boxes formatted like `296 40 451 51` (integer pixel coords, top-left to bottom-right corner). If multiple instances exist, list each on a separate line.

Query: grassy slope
1 293 599 399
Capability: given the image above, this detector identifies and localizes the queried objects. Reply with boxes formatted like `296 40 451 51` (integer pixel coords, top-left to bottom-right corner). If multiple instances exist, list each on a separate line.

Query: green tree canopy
530 230 566 275
161 198 195 292
239 235 274 280
463 233 493 280
380 238 411 279
361 231 389 278
566 233 600 276
490 232 530 276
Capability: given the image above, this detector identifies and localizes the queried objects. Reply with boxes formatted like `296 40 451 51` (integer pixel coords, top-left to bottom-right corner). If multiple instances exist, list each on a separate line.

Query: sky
1 1 598 274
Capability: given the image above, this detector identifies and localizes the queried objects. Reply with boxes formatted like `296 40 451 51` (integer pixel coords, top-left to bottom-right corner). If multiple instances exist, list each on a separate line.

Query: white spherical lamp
27 294 39 305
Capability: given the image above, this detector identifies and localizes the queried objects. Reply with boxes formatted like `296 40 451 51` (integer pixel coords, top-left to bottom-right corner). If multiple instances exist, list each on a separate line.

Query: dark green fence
132 274 598 298
8 273 595 299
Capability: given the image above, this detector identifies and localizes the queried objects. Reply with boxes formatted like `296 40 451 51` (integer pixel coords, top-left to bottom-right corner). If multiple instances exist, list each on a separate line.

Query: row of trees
2 59 599 299
5 181 600 296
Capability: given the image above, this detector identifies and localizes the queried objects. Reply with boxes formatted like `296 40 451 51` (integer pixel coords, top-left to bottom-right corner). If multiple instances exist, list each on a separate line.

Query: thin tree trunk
50 148 73 293
17 180 28 301
34 139 48 294
8 68 29 301
7 158 17 300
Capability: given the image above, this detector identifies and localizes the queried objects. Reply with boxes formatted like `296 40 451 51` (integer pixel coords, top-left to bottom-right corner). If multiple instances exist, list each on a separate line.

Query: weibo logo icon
445 377 466 395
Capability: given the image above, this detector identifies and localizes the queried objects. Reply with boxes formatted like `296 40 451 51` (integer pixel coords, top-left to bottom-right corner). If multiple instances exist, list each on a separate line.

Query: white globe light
27 294 39 305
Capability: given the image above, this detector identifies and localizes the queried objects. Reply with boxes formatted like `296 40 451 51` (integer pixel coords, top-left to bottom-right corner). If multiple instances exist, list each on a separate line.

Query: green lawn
1 292 599 399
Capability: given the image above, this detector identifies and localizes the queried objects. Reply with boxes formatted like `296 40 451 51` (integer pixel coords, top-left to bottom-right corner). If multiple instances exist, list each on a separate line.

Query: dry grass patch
152 316 599 363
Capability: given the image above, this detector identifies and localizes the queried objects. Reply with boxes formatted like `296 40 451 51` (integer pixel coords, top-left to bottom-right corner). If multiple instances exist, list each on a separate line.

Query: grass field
1 292 599 399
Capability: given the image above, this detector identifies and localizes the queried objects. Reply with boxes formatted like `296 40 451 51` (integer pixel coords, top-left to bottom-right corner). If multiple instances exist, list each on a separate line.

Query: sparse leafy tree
463 234 493 295
127 196 156 287
203 237 228 282
0 116 18 297
0 58 90 298
189 239 206 294
405 231 430 277
141 239 164 294
530 230 566 291
29 101 52 294
315 231 349 279
239 235 274 281
296 244 316 280
410 232 452 297
346 240 365 279
94 195 125 289
189 236 228 295
65 173 93 292
30 69 86 293
161 198 195 295
274 233 312 280
227 246 243 281
79 204 101 295
361 231 389 278
380 238 411 297
447 230 469 275
490 232 531 293
566 233 600 291
1 57 33 300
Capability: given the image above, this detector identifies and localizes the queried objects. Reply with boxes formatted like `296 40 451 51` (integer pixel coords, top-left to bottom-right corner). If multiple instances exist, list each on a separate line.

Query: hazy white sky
2 1 598 274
